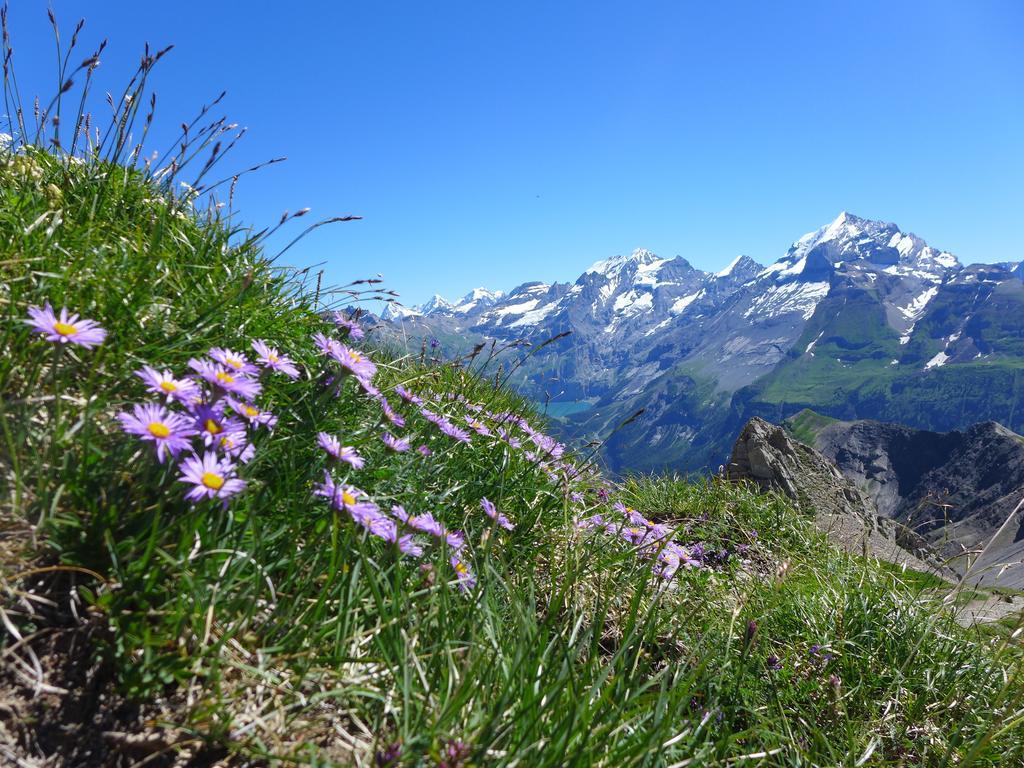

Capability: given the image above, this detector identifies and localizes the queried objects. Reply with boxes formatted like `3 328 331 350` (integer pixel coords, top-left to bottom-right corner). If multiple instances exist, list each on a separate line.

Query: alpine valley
378 212 1024 473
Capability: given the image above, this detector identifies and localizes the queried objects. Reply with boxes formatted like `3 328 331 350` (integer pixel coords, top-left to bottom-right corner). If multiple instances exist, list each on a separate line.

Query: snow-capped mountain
379 213 1024 473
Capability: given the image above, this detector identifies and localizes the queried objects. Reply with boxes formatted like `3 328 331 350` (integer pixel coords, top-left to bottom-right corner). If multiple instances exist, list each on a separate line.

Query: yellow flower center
341 490 357 507
147 422 170 438
454 561 468 575
226 357 244 369
268 352 279 362
220 436 235 449
244 406 259 418
159 380 178 393
204 419 222 435
348 350 362 363
53 321 79 336
201 472 225 490
215 371 235 385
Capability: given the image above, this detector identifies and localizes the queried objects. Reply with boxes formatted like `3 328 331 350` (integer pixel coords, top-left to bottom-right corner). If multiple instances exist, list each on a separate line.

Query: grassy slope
2 149 1024 766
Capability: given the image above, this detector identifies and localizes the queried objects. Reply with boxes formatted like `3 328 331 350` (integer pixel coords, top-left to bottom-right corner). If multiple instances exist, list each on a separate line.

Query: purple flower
429 337 440 350
445 530 466 551
437 420 472 444
117 403 197 463
215 422 255 463
359 508 398 542
397 534 423 557
227 397 278 429
375 742 402 767
377 396 405 427
766 655 782 672
596 487 609 502
317 433 365 468
464 416 492 437
330 343 378 382
576 514 605 530
439 739 471 768
193 404 239 447
407 511 444 538
134 365 198 403
449 556 476 593
394 385 423 405
312 331 341 358
416 444 432 457
251 339 300 378
358 378 382 397
26 303 107 348
381 433 410 453
332 312 365 340
480 497 514 531
188 358 262 401
179 451 246 502
209 347 260 376
316 476 381 522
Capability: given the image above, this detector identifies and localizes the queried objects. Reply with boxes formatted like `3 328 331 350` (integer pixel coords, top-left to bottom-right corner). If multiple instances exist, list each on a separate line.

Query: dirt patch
0 558 236 767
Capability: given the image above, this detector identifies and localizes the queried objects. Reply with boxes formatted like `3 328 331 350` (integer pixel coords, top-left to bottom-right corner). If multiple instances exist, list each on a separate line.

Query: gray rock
726 417 949 577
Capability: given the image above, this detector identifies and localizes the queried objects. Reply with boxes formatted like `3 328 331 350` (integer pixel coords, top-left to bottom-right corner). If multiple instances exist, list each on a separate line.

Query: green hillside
2 104 1024 766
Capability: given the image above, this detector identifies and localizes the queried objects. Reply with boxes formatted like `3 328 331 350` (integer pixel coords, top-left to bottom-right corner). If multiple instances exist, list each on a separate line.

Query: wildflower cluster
576 502 706 581
118 340 298 505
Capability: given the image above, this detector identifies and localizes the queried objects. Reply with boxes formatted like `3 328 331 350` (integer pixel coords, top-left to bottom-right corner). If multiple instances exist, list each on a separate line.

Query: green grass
2 42 1024 767
783 409 840 447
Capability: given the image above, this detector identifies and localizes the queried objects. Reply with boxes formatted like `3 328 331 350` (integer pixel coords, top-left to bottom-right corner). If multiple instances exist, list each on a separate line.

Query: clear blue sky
9 1 1024 306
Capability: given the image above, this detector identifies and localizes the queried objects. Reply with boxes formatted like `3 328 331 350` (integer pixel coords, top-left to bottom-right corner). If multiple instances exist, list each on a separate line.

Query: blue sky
9 1 1024 306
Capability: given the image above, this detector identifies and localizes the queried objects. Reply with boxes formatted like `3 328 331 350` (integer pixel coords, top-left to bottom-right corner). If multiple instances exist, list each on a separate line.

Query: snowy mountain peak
419 294 454 315
380 301 423 321
585 248 663 276
451 287 505 313
714 255 762 279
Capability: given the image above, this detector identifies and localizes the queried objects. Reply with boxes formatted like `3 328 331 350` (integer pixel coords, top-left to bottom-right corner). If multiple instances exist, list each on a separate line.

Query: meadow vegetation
1 17 1023 767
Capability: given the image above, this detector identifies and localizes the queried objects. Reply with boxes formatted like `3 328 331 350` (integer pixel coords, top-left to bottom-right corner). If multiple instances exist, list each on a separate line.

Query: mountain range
378 212 1024 472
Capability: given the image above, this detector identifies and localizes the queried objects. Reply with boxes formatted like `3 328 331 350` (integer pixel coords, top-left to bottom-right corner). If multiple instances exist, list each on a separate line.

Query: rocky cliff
806 418 1024 588
725 417 947 577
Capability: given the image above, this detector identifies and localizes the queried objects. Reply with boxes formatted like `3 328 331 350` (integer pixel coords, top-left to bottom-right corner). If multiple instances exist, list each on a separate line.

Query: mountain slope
382 213 1024 473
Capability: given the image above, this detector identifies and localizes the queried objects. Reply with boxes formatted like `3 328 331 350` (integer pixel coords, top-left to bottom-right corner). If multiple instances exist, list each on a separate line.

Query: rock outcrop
810 419 1024 588
726 417 949 577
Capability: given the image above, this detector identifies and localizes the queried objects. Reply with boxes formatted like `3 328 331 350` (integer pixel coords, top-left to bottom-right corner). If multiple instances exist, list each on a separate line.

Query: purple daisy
251 339 300 378
117 403 197 463
331 312 365 341
416 444 432 457
449 555 476 593
134 365 198 403
215 423 256 463
188 358 262 401
394 385 423 406
480 498 514 531
445 530 466 551
316 476 379 521
312 331 342 358
209 347 260 376
192 404 238 447
464 416 492 437
179 451 246 503
381 433 411 453
316 433 365 468
397 534 423 557
26 303 107 348
330 343 378 382
226 398 278 429
436 419 472 444
377 396 406 427
407 511 444 538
